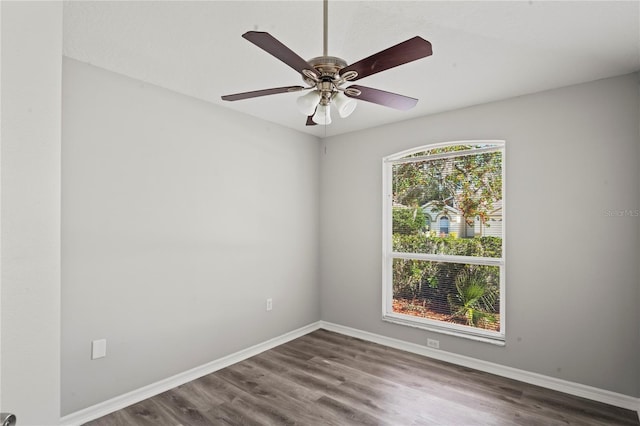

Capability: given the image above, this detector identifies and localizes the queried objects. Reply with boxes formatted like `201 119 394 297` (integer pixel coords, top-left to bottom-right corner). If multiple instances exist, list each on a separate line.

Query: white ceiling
63 1 640 138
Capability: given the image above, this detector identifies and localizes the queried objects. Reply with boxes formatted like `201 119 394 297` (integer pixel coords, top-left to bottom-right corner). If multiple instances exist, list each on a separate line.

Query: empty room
1 1 639 425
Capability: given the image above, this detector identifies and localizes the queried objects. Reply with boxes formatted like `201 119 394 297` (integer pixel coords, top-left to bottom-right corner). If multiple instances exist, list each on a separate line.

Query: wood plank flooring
85 329 639 425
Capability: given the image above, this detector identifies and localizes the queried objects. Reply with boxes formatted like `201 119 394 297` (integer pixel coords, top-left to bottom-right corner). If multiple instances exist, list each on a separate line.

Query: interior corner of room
1 1 639 425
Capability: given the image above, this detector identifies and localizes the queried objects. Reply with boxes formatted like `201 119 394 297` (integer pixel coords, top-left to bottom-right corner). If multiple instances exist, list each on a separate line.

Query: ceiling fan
221 0 433 126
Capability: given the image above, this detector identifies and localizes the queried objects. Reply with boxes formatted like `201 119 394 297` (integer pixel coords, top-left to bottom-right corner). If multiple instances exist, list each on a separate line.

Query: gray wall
637 79 640 402
1 3 62 424
61 59 321 414
320 73 640 397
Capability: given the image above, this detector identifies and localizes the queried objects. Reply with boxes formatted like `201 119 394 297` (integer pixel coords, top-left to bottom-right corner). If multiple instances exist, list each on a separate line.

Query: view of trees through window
387 143 504 335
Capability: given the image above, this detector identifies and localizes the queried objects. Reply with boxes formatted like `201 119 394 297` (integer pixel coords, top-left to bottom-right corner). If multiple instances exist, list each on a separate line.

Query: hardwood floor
85 329 639 425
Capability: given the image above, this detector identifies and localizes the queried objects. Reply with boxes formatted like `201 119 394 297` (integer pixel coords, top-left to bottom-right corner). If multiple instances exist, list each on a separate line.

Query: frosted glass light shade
334 92 357 118
296 91 321 116
312 103 331 125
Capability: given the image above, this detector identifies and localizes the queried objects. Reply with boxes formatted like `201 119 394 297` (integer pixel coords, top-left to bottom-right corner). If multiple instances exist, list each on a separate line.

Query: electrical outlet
427 338 439 349
266 298 273 311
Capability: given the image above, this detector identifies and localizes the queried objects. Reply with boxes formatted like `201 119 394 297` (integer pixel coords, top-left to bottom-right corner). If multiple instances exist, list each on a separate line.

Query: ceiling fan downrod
297 0 359 124
323 0 329 57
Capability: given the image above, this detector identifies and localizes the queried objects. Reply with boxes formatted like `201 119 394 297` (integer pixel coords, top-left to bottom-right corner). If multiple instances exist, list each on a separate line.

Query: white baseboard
319 321 640 417
59 321 322 426
60 320 640 425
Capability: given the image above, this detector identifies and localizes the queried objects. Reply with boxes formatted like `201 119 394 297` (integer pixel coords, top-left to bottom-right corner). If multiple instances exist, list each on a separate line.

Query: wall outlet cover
427 338 440 349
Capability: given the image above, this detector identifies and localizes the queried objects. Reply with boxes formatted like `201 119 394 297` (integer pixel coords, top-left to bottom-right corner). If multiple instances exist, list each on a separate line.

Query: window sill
382 313 506 347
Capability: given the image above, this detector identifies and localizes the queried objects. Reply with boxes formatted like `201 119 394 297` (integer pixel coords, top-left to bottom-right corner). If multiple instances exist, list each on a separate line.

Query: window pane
392 259 501 332
392 150 502 257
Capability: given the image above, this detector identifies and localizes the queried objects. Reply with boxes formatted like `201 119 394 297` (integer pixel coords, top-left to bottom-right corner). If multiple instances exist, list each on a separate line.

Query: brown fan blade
340 36 432 82
345 85 418 111
221 86 305 101
243 31 319 77
306 115 317 126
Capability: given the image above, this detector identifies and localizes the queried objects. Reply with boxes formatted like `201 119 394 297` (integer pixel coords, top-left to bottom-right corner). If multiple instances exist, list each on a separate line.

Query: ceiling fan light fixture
333 92 357 118
297 90 321 116
312 103 332 125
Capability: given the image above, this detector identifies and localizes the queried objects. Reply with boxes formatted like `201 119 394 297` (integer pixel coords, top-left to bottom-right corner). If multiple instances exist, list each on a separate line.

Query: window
439 216 450 236
382 141 505 344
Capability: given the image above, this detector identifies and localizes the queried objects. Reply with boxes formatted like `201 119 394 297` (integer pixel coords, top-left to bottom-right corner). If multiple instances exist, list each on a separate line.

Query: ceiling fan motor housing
309 56 347 77
305 56 356 104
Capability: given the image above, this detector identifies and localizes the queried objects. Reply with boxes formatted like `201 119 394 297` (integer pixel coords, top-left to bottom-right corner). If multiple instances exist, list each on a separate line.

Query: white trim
500 143 507 338
381 158 393 316
319 321 640 414
59 322 322 426
391 251 503 266
382 313 505 344
384 139 505 162
59 320 640 424
386 145 503 165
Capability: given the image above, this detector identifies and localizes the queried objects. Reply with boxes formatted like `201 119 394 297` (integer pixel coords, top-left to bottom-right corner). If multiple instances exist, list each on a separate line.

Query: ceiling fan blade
243 31 318 77
340 36 432 82
345 85 418 111
221 86 305 101
306 115 317 126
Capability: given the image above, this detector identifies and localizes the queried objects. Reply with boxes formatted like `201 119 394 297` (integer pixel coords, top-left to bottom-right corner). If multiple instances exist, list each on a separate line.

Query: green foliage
392 258 435 300
392 234 502 258
391 233 502 330
392 208 427 235
393 145 502 226
477 236 502 258
392 162 442 207
448 267 498 327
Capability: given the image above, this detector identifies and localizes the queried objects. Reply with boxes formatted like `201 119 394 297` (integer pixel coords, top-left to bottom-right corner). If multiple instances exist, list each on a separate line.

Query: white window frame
382 140 506 345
